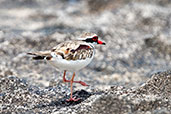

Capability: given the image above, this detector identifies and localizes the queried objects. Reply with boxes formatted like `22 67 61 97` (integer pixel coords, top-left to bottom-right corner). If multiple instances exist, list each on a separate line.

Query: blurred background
0 0 170 89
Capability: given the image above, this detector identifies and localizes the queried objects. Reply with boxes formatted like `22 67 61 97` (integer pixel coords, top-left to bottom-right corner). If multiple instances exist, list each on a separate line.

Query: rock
0 76 69 113
144 34 171 57
0 70 170 113
88 70 171 114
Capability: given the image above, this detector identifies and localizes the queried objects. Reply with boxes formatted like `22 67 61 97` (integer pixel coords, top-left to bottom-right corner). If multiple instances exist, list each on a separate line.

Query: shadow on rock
34 89 101 109
50 90 92 106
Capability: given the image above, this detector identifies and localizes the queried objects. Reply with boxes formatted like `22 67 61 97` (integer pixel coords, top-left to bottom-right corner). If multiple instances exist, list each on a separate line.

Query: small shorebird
28 32 105 101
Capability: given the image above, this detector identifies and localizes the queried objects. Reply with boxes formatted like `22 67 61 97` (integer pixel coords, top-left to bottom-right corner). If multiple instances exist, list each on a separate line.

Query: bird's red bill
98 40 106 45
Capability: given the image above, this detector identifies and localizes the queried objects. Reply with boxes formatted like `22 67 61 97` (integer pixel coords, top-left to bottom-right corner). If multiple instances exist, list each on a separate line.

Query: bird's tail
27 51 51 60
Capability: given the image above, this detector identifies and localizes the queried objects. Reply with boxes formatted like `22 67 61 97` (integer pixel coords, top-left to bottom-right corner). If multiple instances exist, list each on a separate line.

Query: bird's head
78 32 106 45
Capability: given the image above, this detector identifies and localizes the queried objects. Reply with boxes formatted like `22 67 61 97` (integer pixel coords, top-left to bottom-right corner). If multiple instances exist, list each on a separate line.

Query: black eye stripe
85 38 94 43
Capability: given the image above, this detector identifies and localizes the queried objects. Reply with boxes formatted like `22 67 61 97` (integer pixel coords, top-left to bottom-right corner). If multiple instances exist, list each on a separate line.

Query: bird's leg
63 71 88 86
66 72 80 101
72 80 89 86
63 70 70 83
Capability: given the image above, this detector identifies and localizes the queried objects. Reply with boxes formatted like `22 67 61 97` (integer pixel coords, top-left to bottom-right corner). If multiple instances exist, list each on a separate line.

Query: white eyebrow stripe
77 35 98 40
85 35 97 38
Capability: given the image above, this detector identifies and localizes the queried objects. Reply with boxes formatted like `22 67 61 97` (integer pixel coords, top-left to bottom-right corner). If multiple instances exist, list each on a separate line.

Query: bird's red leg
63 70 70 83
63 70 88 86
66 72 80 102
72 80 89 86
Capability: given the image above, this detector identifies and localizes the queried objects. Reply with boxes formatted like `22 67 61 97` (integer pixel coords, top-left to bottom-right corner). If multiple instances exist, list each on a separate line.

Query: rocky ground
0 0 171 113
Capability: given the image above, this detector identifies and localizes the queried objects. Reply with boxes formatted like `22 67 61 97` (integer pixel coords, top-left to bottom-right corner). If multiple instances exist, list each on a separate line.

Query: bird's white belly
47 57 93 71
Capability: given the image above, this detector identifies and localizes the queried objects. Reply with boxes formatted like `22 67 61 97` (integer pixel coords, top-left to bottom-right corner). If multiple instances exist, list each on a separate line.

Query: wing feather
27 51 51 60
28 41 94 61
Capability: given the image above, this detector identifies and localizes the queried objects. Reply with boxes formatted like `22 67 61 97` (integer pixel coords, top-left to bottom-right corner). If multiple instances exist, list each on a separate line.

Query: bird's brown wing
28 41 94 61
52 42 94 61
65 44 94 60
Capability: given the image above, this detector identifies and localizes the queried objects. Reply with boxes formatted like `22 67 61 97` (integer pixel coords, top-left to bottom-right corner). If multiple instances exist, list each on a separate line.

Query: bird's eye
92 36 98 41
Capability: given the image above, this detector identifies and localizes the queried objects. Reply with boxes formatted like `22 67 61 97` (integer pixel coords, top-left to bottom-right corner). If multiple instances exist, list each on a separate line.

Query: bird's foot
66 97 80 102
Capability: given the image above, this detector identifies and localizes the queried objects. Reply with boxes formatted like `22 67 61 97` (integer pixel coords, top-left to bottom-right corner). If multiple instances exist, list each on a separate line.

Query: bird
27 32 106 101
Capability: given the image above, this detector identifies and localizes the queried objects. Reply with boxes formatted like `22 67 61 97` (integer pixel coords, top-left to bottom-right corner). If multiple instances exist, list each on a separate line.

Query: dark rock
144 34 171 57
